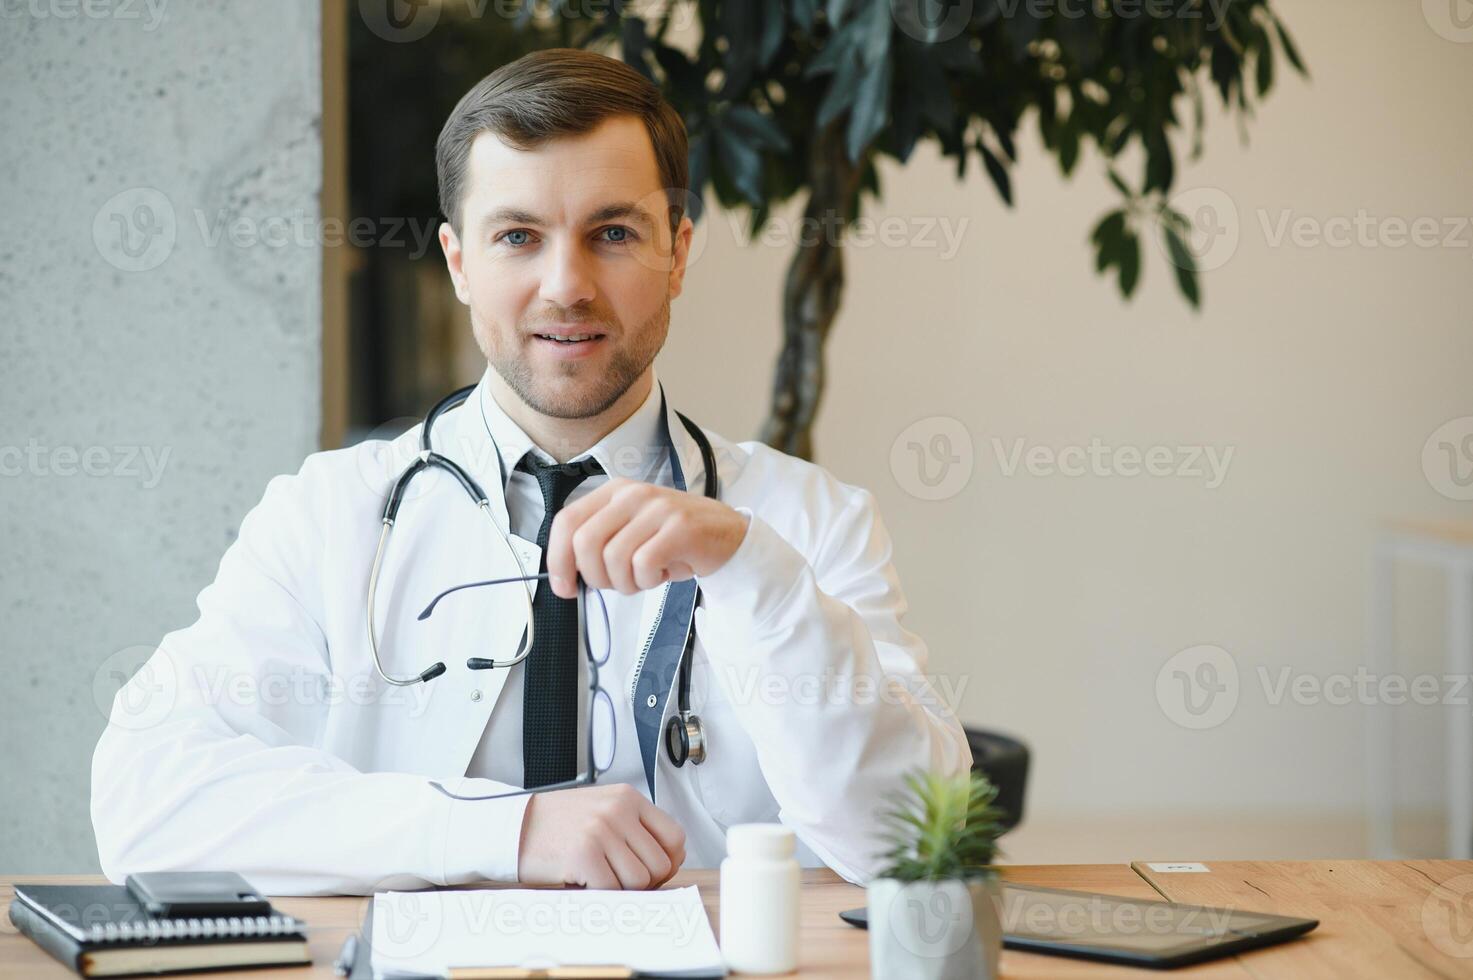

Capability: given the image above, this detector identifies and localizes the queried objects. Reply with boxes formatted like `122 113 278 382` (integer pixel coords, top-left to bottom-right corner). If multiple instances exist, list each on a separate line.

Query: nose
538 236 597 308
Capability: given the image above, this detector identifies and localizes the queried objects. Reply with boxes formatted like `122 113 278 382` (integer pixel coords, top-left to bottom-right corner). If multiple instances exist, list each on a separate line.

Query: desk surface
4 861 1470 978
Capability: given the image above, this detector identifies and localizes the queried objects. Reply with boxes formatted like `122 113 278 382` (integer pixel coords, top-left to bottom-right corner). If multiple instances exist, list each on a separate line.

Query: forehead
462 115 664 225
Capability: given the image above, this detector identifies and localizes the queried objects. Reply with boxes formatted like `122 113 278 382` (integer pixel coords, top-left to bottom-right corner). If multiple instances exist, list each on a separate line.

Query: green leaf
718 0 757 98
1256 42 1274 98
1118 228 1140 297
1058 122 1080 177
1144 132 1174 194
758 0 786 68
651 42 699 90
816 42 861 128
713 125 765 207
978 141 1012 207
686 131 711 223
993 124 1016 163
855 0 892 67
620 16 652 80
1107 168 1132 199
791 0 818 31
722 104 791 152
1091 209 1126 252
1210 40 1239 105
1162 218 1201 308
1273 15 1308 77
846 53 891 162
1092 209 1127 279
905 38 956 129
805 24 853 77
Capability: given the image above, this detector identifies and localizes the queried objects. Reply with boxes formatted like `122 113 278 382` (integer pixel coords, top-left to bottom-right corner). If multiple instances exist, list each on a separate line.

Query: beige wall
655 0 1473 858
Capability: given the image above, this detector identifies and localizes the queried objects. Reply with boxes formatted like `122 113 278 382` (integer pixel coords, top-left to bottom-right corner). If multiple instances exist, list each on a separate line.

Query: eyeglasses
416 572 615 801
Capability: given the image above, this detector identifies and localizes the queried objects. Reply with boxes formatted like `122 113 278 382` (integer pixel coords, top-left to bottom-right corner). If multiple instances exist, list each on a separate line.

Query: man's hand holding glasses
418 570 686 889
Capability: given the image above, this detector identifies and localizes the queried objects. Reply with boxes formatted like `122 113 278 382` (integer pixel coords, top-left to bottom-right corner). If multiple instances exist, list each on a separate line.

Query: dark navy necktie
518 453 603 788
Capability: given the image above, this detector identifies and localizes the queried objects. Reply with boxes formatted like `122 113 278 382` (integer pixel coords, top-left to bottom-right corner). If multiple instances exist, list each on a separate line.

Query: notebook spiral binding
84 915 304 944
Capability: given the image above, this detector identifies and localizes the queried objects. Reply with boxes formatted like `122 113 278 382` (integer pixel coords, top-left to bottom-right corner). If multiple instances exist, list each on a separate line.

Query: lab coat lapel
638 397 713 802
633 393 711 669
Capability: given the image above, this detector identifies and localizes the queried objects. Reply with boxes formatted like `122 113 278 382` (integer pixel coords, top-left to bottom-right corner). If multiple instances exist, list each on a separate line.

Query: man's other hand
516 783 686 889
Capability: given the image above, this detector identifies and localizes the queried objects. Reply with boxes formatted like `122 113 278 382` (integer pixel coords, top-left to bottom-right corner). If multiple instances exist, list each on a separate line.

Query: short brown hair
436 48 688 236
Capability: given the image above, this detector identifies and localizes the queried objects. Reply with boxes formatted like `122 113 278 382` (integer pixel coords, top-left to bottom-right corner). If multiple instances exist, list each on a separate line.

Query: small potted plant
867 770 1006 980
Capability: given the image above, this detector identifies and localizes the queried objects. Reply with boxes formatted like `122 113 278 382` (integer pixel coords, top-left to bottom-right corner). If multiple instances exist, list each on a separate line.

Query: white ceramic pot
866 875 1002 980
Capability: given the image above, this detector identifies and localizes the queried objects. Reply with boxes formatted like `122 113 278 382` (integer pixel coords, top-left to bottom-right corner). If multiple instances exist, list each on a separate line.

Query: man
92 48 970 895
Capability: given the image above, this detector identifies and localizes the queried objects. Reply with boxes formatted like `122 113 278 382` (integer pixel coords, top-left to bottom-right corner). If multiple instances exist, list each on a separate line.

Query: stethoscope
366 383 712 768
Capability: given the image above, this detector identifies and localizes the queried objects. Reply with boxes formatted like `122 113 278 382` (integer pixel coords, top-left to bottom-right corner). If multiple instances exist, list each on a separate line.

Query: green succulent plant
876 769 1006 882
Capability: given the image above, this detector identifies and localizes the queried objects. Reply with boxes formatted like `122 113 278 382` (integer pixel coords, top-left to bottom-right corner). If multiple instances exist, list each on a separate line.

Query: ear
667 214 695 300
439 221 470 305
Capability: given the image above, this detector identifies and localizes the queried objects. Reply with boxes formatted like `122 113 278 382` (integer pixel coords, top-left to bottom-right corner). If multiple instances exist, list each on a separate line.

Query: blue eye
601 226 632 244
503 230 531 247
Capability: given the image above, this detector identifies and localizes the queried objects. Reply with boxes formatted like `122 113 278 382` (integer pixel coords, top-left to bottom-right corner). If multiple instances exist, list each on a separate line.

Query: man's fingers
604 837 655 890
567 496 647 592
639 803 686 867
544 481 618 597
630 524 699 588
575 853 620 890
602 504 669 593
623 822 675 888
548 484 647 596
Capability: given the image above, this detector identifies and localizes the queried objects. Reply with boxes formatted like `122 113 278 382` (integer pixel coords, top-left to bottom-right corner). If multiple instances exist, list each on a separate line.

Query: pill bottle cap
726 823 796 860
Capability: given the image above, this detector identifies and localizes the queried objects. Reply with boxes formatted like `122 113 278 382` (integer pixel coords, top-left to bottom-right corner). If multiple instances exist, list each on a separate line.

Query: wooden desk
4 862 1469 978
1134 859 1473 978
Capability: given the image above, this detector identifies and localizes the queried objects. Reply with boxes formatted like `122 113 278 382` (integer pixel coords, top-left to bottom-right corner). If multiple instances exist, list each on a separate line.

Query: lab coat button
646 694 657 708
471 690 482 702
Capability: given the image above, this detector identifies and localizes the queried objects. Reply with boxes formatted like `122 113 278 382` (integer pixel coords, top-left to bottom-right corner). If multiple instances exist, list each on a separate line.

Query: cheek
602 264 669 320
467 260 535 323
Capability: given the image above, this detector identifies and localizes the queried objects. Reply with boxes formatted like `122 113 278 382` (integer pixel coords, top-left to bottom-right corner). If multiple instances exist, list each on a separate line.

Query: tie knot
518 453 603 510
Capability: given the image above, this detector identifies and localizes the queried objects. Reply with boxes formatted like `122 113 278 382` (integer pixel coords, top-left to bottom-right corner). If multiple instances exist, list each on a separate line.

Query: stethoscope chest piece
665 710 706 767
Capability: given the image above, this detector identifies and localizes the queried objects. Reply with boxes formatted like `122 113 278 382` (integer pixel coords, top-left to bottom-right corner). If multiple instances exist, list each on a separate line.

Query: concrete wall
0 1 323 872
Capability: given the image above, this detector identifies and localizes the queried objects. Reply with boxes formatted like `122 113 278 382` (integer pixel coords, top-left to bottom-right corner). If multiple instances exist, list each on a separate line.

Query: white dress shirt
464 374 669 793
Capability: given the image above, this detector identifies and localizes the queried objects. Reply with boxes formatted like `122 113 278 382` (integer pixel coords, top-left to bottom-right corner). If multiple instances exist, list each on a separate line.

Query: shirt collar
475 367 670 487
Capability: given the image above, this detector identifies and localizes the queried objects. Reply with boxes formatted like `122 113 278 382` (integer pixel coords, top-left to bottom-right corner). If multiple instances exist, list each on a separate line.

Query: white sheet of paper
370 885 725 978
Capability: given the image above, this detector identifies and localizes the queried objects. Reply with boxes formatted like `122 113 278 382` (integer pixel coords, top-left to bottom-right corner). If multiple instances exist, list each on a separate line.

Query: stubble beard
475 293 670 420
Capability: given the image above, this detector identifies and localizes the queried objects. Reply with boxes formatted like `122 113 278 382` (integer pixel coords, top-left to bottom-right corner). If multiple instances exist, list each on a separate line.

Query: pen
333 933 359 977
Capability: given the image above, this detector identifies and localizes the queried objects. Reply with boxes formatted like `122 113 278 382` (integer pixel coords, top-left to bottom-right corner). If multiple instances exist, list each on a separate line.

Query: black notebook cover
8 883 309 977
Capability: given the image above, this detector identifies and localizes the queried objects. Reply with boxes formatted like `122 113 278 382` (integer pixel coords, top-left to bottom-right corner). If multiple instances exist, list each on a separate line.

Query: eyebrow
478 201 658 235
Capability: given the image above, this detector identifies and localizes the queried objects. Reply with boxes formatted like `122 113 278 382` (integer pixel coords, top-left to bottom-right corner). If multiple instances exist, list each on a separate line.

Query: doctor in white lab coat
91 48 971 895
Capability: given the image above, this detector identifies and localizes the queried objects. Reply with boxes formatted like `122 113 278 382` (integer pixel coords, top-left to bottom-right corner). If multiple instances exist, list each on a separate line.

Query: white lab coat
91 374 971 895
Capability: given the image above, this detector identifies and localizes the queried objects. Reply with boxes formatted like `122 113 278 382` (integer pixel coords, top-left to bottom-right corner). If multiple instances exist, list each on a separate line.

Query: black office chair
964 727 1030 833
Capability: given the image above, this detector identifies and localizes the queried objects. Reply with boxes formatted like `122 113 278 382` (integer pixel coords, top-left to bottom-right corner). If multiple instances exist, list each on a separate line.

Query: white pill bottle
719 823 800 974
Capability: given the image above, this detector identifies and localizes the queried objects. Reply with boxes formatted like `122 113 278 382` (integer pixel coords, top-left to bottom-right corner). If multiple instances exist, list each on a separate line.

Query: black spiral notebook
8 882 310 977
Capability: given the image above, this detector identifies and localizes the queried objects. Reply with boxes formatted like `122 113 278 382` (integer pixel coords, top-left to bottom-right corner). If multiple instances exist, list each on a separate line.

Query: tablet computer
840 882 1318 969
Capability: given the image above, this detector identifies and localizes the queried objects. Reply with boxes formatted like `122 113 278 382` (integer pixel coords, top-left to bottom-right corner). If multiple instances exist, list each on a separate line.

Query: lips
529 326 608 359
529 323 608 343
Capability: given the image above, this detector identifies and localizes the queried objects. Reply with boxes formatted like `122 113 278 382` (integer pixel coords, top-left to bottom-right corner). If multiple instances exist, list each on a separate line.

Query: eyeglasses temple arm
417 572 551 621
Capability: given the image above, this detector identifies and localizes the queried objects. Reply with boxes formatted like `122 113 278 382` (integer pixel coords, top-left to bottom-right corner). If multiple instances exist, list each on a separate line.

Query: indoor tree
356 0 1305 459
